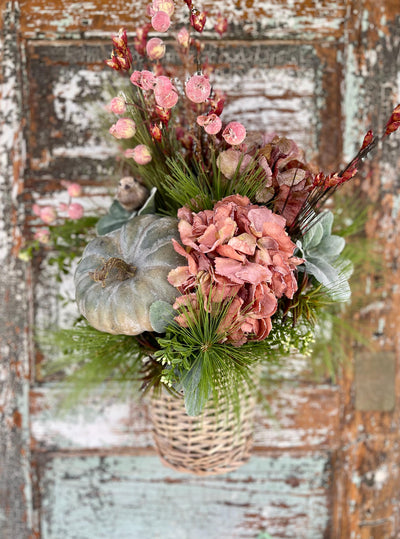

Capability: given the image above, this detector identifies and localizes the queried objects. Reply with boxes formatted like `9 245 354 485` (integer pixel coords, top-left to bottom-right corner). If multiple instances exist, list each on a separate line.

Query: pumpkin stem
89 257 136 287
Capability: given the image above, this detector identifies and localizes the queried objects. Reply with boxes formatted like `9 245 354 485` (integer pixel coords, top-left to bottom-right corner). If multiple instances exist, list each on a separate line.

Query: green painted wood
40 455 331 539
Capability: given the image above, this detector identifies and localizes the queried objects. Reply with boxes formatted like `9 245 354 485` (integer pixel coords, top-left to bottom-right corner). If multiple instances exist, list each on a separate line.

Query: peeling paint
40 455 330 539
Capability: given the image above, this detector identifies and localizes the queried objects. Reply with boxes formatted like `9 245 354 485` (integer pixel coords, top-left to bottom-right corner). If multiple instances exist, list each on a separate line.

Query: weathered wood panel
0 3 34 538
31 383 340 452
1 0 399 537
331 2 400 537
39 455 331 539
19 0 347 40
25 39 340 189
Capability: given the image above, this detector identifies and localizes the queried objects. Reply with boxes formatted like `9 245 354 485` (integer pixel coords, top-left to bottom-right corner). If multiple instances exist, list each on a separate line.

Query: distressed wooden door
1 1 400 538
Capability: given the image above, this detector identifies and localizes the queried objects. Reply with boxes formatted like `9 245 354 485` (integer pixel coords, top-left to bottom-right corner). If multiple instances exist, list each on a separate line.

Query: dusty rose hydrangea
168 195 302 345
216 134 315 226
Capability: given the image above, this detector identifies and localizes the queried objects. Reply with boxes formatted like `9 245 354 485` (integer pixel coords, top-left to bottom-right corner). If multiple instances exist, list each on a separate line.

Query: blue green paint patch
40 454 330 539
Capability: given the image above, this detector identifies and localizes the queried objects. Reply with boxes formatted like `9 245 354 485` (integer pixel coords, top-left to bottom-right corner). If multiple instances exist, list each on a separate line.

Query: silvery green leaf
302 210 334 249
305 257 340 288
181 360 210 416
295 240 304 257
329 280 351 302
96 201 135 235
312 234 345 262
319 210 334 237
138 187 157 216
302 220 323 249
305 258 351 301
149 300 176 333
336 258 354 280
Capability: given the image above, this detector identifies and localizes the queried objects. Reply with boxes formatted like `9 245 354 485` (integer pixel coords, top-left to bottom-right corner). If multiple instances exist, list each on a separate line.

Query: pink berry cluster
32 181 84 244
105 2 246 161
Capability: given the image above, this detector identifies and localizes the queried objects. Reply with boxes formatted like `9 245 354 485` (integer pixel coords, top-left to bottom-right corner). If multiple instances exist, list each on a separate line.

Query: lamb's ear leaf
96 201 134 235
138 187 157 215
312 234 345 262
149 300 176 333
305 258 351 301
181 359 211 417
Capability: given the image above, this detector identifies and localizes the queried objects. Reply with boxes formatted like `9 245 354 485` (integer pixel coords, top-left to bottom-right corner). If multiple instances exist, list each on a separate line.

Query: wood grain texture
30 382 340 453
330 2 400 537
39 455 331 539
25 39 340 188
0 2 35 538
18 0 347 40
0 0 398 537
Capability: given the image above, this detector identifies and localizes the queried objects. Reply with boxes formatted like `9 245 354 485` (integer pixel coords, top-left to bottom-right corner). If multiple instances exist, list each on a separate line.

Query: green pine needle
37 322 151 408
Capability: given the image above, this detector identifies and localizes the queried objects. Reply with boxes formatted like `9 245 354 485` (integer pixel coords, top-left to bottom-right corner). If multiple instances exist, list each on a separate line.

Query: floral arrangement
33 0 400 417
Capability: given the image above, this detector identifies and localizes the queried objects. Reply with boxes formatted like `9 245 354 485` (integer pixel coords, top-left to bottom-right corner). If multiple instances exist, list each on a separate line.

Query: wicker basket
149 382 258 476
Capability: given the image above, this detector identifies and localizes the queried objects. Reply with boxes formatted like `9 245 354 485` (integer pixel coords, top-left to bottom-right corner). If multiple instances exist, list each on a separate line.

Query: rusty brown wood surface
330 2 400 537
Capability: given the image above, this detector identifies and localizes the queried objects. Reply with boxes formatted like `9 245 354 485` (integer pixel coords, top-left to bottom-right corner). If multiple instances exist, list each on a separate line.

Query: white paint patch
374 464 389 488
32 392 151 449
52 144 116 159
53 69 110 128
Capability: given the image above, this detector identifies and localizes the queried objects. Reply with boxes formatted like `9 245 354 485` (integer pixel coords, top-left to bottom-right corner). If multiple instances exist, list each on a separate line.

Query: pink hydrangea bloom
146 37 166 60
67 203 84 220
196 113 222 135
222 122 247 145
185 74 211 103
176 27 190 48
131 144 152 165
40 206 57 224
108 96 126 114
151 11 171 32
109 118 136 139
168 195 302 345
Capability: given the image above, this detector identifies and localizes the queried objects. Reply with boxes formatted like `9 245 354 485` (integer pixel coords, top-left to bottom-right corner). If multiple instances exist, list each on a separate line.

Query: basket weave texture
149 382 258 476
